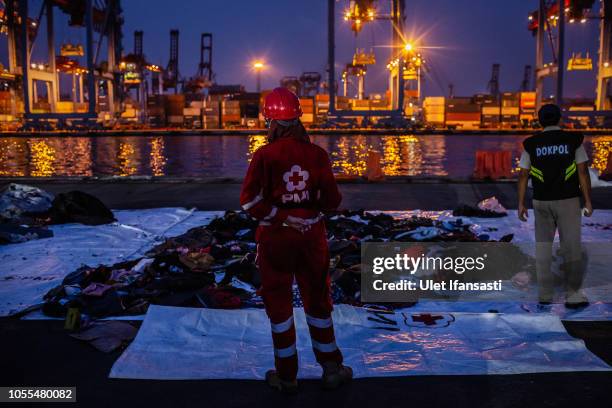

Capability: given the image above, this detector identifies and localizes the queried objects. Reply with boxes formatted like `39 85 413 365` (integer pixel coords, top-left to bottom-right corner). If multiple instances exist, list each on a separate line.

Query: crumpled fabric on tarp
0 183 54 221
45 191 116 226
109 305 611 380
477 196 507 215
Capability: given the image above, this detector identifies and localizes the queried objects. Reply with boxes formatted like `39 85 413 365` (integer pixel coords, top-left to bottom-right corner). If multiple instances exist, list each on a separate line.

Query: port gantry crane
529 0 612 119
327 0 418 128
3 0 123 129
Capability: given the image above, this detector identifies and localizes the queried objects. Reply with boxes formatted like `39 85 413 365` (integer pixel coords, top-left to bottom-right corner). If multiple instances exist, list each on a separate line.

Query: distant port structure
0 0 611 131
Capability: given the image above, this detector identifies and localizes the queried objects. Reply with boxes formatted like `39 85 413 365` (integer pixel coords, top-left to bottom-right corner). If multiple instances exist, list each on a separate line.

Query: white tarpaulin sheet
109 305 610 379
0 208 222 316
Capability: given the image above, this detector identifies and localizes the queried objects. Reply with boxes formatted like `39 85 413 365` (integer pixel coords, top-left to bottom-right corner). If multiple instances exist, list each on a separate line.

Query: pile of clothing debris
0 184 115 245
42 204 531 319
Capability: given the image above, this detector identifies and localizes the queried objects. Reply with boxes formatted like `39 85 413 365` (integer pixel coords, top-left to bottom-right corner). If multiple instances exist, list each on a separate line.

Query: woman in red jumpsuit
240 87 352 393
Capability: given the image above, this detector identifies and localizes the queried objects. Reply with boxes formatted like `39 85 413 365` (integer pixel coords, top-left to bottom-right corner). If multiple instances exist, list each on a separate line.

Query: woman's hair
267 119 310 143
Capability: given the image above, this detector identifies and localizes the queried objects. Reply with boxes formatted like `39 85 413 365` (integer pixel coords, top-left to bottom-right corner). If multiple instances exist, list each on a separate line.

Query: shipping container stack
315 94 330 124
146 95 165 127
299 97 315 125
500 92 520 129
445 97 481 130
221 100 241 127
480 96 500 129
183 102 202 129
0 91 13 124
369 94 389 110
519 92 536 127
423 96 445 127
203 100 221 129
164 94 185 127
351 99 370 111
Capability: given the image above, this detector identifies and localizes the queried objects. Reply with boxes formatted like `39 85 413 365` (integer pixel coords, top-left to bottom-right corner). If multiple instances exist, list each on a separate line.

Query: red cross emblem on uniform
283 165 309 192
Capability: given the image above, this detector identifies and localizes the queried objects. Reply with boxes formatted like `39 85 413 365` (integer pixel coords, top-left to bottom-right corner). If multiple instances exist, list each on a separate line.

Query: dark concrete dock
2 179 611 210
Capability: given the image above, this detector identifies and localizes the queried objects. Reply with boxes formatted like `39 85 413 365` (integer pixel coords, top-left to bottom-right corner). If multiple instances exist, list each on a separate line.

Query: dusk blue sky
120 0 600 98
3 0 602 99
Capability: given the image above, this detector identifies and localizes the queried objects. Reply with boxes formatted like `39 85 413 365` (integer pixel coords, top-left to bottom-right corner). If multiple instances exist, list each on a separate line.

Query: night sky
3 0 602 99
120 0 600 99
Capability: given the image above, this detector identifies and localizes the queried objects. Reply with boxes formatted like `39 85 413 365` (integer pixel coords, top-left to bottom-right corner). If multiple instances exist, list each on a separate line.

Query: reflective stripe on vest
565 161 577 181
530 165 544 182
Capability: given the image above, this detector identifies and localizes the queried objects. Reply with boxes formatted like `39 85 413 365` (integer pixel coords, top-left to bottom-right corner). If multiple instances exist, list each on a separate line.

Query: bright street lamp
252 60 265 92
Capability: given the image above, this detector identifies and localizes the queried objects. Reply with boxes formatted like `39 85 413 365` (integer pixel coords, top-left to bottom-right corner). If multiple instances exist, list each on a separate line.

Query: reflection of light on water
331 135 370 175
29 140 55 177
118 142 137 176
150 137 166 176
591 139 611 174
61 138 92 176
331 135 448 177
420 137 448 177
381 136 402 176
247 135 267 160
0 140 25 176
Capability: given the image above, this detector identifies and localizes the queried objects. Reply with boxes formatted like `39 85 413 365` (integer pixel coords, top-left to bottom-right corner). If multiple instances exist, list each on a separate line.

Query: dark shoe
565 291 589 309
321 362 353 390
265 370 298 394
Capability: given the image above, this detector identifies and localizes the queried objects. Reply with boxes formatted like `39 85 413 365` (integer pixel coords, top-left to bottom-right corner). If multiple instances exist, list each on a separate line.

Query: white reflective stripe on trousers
270 316 294 334
311 340 338 353
274 343 297 358
306 314 333 329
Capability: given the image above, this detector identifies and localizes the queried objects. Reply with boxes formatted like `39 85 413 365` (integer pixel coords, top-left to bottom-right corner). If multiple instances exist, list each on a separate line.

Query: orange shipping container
520 92 536 109
222 114 241 122
446 112 481 121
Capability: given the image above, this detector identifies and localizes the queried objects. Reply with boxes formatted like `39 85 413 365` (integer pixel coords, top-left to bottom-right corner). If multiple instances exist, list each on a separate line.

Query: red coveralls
240 131 343 381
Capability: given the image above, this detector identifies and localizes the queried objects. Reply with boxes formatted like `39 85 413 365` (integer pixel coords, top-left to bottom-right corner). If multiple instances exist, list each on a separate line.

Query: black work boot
265 370 298 394
321 362 353 390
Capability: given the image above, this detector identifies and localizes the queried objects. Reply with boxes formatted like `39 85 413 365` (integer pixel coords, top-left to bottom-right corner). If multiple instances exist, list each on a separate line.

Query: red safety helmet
263 87 302 120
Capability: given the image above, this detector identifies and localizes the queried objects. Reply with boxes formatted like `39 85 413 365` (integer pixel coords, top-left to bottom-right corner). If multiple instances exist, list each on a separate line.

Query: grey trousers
533 197 584 301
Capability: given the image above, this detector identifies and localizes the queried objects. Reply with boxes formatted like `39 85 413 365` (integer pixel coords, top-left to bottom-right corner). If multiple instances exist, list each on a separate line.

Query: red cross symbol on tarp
412 313 444 326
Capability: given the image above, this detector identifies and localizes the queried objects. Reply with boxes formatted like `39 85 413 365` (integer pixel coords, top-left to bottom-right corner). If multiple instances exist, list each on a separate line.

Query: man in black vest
517 104 593 308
